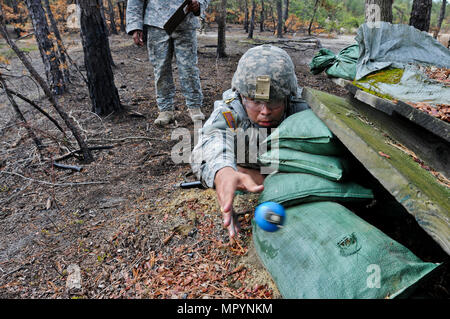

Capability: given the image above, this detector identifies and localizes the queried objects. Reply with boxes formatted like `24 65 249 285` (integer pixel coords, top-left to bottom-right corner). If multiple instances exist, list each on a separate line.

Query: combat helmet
231 44 298 101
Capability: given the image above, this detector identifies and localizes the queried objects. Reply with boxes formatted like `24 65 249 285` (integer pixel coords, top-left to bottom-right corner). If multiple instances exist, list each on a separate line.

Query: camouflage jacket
191 88 310 188
126 0 210 33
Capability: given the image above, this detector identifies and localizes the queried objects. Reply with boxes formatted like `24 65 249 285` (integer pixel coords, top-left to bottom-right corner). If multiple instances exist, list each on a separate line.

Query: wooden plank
346 95 450 179
302 87 450 255
331 78 450 143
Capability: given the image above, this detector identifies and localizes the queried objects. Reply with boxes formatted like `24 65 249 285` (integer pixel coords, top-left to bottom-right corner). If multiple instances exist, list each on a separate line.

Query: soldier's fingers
239 173 264 193
227 213 240 239
221 207 232 228
133 31 144 46
217 181 236 214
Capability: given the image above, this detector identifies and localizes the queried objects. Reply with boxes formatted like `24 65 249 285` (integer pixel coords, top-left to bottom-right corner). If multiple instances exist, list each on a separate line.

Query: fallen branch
53 145 114 162
87 136 160 143
52 162 83 172
0 171 108 187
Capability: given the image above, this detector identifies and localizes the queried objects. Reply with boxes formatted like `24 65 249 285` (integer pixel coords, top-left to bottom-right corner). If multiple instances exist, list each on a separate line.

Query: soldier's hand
214 167 264 240
188 0 200 16
132 30 144 47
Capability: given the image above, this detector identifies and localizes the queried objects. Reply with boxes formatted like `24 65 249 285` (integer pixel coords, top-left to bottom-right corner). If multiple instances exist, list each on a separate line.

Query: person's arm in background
126 0 145 46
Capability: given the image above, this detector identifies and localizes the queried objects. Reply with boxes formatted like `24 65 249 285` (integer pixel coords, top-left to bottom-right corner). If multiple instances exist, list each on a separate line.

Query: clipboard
163 0 192 35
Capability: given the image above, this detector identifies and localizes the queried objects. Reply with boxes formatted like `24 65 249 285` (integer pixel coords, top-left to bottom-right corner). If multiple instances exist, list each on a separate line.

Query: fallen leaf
378 151 391 159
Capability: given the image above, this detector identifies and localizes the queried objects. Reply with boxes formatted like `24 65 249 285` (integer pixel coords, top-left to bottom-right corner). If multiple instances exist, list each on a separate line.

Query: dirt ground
0 25 448 299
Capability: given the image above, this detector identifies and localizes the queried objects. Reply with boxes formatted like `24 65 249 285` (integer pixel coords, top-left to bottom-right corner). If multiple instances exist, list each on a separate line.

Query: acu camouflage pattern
191 88 309 188
231 45 298 101
126 0 209 112
126 0 209 32
147 27 203 111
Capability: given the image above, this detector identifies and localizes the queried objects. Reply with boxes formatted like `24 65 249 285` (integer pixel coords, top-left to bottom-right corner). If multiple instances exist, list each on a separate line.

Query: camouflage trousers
146 26 203 112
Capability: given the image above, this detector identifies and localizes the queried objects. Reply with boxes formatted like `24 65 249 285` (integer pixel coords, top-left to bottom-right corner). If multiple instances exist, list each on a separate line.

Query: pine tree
77 0 122 115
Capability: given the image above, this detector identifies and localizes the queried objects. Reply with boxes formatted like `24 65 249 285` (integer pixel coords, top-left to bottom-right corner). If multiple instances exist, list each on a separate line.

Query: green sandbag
258 173 374 207
259 148 349 181
326 44 359 80
253 201 439 299
309 48 336 75
309 44 359 80
264 109 345 156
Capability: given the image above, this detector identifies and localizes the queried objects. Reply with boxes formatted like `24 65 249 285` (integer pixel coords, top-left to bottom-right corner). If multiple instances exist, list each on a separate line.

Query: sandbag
252 201 439 299
258 173 374 207
259 148 349 181
263 109 345 156
309 44 359 80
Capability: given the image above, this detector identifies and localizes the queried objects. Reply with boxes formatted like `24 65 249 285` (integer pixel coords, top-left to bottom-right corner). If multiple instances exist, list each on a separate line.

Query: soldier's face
242 96 285 127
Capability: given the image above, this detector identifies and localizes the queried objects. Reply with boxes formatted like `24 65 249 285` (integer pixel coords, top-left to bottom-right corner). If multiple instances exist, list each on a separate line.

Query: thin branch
0 85 67 136
0 73 44 155
53 145 114 162
87 136 161 143
0 171 108 187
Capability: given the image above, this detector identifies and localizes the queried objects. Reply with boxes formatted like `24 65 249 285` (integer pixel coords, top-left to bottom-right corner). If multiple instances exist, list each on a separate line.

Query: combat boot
154 111 174 125
188 108 205 122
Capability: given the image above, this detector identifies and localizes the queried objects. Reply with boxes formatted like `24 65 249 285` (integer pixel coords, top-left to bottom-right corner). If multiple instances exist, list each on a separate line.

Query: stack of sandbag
255 109 440 299
259 109 350 182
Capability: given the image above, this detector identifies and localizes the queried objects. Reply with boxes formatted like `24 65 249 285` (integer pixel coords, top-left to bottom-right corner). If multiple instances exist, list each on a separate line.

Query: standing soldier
191 45 310 240
126 0 209 125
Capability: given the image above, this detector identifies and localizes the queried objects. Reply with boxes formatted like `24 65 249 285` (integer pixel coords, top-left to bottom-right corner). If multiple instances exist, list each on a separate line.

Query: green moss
309 88 450 214
352 68 404 101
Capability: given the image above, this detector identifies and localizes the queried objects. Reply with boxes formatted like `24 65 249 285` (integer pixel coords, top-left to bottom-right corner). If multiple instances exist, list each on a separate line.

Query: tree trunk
283 0 289 33
77 0 122 116
433 0 446 38
217 0 227 58
248 0 256 39
308 0 319 36
42 0 70 85
117 0 126 32
98 0 109 36
260 0 265 32
409 0 432 32
25 0 65 95
106 0 118 34
276 0 283 38
0 4 93 163
244 0 249 33
365 0 393 24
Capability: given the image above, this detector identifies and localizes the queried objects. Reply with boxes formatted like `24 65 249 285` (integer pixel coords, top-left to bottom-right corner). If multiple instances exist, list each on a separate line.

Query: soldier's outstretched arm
214 167 264 239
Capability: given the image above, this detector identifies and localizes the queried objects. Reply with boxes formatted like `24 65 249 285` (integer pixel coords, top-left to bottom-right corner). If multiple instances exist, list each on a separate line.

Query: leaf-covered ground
0 26 448 299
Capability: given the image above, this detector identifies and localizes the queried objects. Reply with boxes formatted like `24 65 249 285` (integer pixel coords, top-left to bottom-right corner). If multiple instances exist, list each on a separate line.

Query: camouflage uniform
191 44 310 188
126 0 209 111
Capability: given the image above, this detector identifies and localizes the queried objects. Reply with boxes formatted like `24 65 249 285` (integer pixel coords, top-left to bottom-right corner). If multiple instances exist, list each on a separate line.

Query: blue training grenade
254 201 286 232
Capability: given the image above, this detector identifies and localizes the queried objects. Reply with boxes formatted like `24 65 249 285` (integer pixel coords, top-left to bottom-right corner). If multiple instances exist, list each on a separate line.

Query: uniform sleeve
198 0 210 18
190 105 239 188
126 0 145 35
